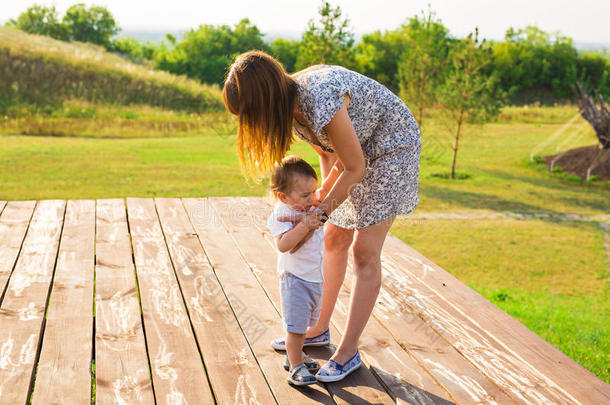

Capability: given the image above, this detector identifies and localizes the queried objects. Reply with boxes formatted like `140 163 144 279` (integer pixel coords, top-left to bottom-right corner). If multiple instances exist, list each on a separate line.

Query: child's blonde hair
270 155 317 199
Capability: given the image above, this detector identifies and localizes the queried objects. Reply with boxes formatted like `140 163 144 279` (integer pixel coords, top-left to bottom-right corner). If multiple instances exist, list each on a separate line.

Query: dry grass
0 27 223 114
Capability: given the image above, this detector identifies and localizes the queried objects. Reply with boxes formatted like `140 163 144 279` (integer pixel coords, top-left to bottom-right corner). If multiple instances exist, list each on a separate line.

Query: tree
353 29 405 92
296 1 355 70
571 82 610 149
269 38 301 73
7 5 67 40
438 30 504 179
62 3 119 47
108 37 157 62
155 19 268 85
490 25 608 100
397 9 451 127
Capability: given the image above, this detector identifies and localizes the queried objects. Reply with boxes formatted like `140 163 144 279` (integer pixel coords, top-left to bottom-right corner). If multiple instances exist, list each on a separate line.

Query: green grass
392 216 609 382
487 289 609 381
0 101 236 139
1 104 608 383
392 217 608 296
415 107 609 217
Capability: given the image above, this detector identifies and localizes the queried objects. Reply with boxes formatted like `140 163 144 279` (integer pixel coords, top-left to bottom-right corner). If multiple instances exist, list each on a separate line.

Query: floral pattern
292 65 421 229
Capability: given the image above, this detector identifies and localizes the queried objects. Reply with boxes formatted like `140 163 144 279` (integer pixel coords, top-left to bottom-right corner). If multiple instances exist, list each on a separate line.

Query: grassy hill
0 26 224 116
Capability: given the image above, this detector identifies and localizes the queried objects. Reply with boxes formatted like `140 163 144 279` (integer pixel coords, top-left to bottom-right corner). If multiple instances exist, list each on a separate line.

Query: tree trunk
570 82 610 149
451 111 464 179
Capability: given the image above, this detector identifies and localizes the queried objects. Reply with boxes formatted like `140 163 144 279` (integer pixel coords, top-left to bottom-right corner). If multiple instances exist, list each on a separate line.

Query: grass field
1 105 608 383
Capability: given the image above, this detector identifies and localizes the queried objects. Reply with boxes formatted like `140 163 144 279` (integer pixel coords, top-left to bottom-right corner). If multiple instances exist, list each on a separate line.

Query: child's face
278 175 318 212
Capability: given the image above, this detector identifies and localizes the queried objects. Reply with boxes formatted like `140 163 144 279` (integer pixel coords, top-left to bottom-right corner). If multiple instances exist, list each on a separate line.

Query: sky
2 0 609 45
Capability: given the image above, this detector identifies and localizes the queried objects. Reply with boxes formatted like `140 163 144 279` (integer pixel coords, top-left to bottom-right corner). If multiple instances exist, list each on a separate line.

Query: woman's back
292 65 420 160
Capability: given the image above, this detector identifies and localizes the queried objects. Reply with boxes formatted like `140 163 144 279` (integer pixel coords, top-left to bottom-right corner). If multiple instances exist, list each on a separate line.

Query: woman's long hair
222 50 297 180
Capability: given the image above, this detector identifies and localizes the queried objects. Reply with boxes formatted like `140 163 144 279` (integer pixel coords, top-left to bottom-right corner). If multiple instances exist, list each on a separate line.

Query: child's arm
276 223 311 253
276 210 324 253
288 228 315 254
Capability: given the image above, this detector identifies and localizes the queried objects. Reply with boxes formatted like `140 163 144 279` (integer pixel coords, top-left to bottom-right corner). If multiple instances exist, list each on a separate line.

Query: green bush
155 19 268 85
532 154 545 164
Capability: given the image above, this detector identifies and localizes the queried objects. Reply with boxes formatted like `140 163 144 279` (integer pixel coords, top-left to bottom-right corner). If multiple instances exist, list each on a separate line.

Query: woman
222 50 421 382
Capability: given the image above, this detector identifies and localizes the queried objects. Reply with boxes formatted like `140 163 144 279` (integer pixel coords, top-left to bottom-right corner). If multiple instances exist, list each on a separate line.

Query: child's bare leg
305 224 354 338
286 332 306 370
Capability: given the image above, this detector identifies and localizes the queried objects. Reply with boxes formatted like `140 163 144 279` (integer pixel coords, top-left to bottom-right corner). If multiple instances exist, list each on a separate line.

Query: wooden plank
380 234 610 404
0 200 66 404
0 201 6 214
183 197 334 404
211 197 395 405
95 199 155 404
0 201 36 305
154 197 276 404
126 197 214 404
244 196 457 405
31 200 95 404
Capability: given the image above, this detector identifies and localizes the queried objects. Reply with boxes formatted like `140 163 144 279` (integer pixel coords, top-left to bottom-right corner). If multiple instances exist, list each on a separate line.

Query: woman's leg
305 223 354 338
331 216 395 364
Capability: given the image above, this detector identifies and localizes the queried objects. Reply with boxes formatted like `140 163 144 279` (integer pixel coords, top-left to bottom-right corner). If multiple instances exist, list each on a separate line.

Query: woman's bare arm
316 106 366 216
310 143 337 180
319 160 343 200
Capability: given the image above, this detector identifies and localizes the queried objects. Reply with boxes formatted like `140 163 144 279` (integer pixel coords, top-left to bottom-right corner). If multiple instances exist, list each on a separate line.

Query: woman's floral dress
292 65 421 229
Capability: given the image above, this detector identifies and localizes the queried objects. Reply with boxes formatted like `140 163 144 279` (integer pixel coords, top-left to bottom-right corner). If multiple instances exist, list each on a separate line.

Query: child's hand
301 207 325 230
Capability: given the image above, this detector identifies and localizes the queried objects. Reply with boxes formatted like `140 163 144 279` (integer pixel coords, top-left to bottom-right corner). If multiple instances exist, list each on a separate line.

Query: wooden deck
0 197 608 404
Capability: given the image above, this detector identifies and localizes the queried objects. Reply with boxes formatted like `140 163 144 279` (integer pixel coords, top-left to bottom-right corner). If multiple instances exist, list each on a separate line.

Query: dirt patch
544 145 610 181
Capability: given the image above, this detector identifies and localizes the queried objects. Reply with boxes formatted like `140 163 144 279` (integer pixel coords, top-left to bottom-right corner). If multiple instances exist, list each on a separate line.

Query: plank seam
381 247 584 404
91 201 97 405
347 248 519 403
152 198 218 405
124 197 158 405
25 200 68 405
182 198 283 405
0 201 38 308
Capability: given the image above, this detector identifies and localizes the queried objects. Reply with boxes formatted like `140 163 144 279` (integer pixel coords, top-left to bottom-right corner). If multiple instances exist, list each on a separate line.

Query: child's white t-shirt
266 201 325 282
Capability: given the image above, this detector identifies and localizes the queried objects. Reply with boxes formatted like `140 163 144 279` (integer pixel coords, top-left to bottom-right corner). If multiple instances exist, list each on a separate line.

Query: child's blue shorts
280 271 323 334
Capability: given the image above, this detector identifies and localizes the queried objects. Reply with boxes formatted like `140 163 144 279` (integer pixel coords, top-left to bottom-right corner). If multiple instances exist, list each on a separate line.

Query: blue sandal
284 353 320 371
271 329 330 351
315 350 362 382
287 363 317 386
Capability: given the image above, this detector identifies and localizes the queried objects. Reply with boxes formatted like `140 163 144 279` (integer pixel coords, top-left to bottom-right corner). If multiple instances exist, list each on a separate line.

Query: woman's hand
316 105 366 216
313 188 327 206
314 160 344 206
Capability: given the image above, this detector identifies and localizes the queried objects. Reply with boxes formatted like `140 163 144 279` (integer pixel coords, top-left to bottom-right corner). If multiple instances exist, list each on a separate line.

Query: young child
266 155 328 386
